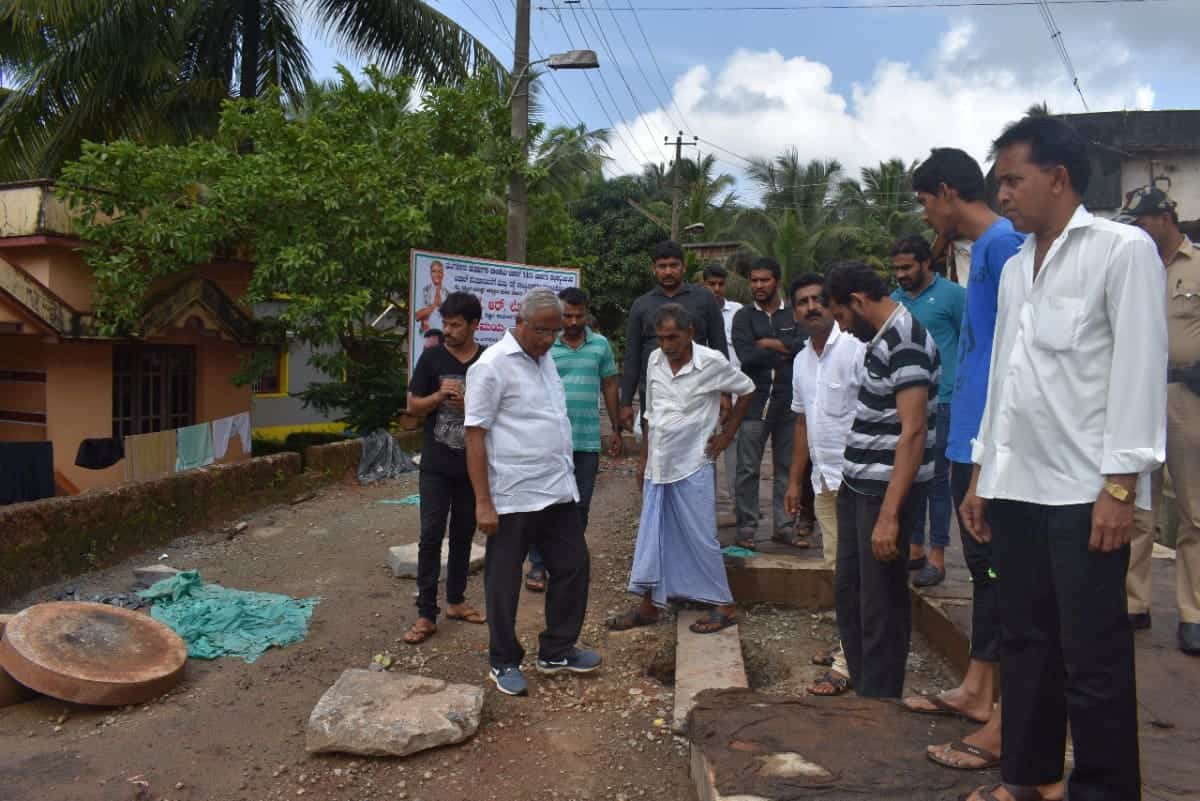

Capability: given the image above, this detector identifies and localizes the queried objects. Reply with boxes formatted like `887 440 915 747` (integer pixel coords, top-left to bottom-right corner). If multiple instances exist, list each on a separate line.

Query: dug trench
0 455 967 801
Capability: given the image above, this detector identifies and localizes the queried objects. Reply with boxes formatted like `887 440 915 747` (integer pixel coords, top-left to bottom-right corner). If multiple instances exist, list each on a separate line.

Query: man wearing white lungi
608 303 755 634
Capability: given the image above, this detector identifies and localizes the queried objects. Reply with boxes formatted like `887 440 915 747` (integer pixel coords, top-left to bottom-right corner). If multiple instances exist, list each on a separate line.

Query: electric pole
665 131 697 242
506 0 532 264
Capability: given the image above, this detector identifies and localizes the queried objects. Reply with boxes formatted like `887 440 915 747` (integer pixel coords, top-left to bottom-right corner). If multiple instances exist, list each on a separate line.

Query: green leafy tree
0 0 503 179
59 69 528 432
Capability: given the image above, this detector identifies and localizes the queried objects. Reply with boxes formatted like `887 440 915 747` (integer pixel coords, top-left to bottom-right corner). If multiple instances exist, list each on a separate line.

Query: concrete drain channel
676 553 972 801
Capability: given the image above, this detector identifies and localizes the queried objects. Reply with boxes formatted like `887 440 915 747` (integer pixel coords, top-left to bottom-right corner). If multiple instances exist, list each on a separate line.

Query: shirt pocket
821 379 856 417
1031 295 1085 352
1169 276 1200 321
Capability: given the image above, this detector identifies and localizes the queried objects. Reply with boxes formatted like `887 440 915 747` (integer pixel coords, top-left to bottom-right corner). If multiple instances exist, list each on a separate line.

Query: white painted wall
1118 153 1200 220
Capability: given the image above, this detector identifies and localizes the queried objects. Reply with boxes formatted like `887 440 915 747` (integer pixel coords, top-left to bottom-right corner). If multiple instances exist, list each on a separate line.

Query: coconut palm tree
0 0 503 179
532 123 612 200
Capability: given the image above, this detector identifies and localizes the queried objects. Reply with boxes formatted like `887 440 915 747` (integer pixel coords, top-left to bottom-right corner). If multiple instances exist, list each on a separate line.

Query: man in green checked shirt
524 287 623 592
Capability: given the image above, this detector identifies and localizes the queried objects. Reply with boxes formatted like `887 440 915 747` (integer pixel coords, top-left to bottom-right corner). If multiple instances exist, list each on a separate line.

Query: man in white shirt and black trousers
961 116 1167 801
465 288 602 697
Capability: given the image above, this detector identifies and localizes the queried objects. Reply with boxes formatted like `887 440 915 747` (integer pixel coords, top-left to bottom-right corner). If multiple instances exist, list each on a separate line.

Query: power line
1035 0 1089 110
599 2 684 131
538 0 1161 10
577 2 669 160
621 0 695 134
547 1 655 165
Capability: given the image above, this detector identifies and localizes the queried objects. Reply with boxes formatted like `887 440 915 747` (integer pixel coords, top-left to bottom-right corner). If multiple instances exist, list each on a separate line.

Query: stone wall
303 439 362 479
0 453 303 603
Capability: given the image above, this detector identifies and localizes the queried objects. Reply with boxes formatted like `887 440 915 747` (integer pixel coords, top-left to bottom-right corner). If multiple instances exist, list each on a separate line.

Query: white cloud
604 22 1159 189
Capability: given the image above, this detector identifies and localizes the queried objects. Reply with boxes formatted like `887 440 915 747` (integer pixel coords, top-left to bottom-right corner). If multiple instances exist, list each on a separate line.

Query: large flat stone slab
306 669 484 757
387 541 486 579
673 609 747 734
689 688 979 801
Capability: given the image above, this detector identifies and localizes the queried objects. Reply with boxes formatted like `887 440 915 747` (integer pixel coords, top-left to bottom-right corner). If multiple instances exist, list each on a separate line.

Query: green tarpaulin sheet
138 571 319 663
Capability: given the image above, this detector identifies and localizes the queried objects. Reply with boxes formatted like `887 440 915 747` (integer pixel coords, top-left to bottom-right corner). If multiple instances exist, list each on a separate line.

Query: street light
507 2 600 264
505 50 600 106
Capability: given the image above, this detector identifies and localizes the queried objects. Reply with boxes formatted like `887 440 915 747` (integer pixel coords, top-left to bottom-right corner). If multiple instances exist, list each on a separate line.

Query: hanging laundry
124 431 176 482
211 412 251 459
75 437 124 470
175 423 215 472
0 441 54 505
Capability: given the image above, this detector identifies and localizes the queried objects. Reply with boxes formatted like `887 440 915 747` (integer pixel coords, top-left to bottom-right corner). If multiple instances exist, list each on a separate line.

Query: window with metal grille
112 346 196 440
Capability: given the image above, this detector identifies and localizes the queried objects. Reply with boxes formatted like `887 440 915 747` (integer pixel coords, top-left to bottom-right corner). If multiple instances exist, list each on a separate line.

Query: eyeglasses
532 326 563 338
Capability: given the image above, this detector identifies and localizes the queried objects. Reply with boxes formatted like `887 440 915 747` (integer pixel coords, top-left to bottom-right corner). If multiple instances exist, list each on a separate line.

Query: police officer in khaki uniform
1118 186 1200 655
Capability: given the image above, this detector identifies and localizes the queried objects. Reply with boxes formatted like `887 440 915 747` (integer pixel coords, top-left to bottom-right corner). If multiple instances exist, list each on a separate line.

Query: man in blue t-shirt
900 147 1027 781
890 235 965 589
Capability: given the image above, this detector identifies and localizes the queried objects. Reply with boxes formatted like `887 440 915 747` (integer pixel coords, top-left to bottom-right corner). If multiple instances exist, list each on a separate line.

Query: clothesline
123 412 251 483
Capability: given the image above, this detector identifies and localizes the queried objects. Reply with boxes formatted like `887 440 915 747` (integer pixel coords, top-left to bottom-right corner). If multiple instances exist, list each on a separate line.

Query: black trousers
485 502 590 668
990 500 1140 801
417 470 478 622
835 482 927 698
951 461 1000 662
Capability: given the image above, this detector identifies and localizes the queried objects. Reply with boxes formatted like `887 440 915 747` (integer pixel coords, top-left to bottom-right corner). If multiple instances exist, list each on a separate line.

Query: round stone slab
0 602 186 706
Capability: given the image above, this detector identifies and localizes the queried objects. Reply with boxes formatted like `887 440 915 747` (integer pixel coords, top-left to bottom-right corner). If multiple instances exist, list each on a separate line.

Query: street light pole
506 0 532 265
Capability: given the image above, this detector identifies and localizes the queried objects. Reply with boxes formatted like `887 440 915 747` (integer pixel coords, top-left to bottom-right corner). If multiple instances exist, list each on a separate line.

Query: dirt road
0 459 696 801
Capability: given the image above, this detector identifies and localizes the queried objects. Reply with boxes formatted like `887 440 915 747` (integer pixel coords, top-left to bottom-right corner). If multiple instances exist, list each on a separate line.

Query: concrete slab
673 610 747 734
387 541 486 580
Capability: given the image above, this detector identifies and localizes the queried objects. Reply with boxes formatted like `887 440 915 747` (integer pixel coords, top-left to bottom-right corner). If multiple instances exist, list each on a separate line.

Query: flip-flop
927 739 1001 771
734 536 757 550
607 608 659 631
446 607 486 624
771 532 811 548
689 611 738 634
958 783 1054 801
902 692 990 724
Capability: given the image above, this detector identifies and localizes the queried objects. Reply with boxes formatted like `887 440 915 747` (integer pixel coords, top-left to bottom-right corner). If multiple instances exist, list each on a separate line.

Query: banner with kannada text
408 250 580 374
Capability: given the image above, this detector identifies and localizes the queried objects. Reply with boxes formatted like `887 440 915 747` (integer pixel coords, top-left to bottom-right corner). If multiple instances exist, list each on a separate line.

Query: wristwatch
1103 480 1132 503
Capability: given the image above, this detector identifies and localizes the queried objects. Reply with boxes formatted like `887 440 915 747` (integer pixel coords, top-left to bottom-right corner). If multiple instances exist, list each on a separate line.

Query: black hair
653 302 694 331
789 272 825 305
991 115 1091 196
702 264 728 280
652 240 685 263
749 256 781 281
912 148 987 203
439 291 482 323
558 287 590 308
890 235 933 263
424 329 444 343
824 261 888 305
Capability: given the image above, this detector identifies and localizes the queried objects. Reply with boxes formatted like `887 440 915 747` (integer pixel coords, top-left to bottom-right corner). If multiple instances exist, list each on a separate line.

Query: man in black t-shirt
403 292 487 645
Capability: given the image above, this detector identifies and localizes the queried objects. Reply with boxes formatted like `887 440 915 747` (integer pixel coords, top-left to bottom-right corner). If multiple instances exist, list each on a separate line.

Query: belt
1169 366 1194 383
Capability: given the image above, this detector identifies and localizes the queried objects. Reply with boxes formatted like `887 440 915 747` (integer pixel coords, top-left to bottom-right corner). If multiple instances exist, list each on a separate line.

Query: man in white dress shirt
609 303 755 634
961 116 1167 801
465 288 601 697
784 272 866 696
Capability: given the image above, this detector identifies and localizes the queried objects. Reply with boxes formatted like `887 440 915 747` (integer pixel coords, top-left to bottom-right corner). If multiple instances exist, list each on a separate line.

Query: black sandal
524 569 547 593
688 611 738 634
606 608 659 631
734 535 757 550
808 670 851 696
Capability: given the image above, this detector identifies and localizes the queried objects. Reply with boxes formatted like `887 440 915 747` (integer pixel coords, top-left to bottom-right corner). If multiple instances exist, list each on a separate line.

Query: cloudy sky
305 1 1200 187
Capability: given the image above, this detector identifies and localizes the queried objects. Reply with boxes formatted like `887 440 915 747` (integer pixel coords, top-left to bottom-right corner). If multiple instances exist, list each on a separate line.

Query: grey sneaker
536 647 602 675
489 665 528 696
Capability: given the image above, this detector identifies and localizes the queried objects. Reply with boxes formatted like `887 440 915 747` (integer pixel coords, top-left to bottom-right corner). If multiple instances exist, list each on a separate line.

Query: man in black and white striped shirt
823 261 940 698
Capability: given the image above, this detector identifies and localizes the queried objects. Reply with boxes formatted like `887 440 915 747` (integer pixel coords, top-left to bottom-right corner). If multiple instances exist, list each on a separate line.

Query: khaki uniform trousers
1127 385 1200 624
